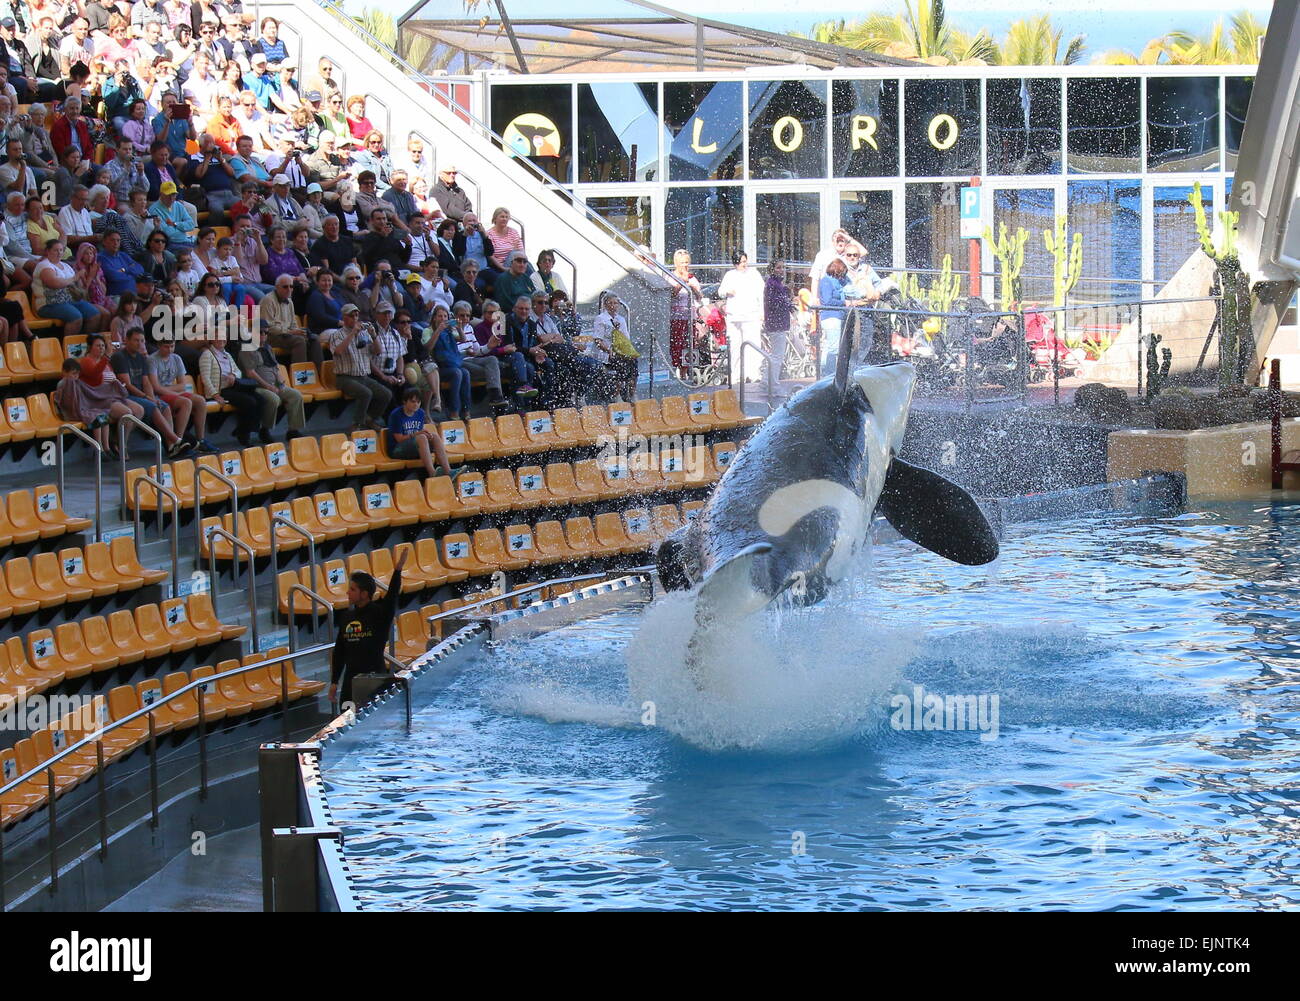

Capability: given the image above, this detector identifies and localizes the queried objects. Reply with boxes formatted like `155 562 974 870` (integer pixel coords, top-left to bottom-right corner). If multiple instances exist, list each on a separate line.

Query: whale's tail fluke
876 458 1000 565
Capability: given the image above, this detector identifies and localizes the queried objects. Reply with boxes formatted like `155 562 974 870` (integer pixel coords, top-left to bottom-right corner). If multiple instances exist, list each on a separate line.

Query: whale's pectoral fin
877 458 1000 566
695 542 773 626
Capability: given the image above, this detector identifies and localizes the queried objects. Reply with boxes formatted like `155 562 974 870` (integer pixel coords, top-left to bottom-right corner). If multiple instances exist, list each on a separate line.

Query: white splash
625 576 917 753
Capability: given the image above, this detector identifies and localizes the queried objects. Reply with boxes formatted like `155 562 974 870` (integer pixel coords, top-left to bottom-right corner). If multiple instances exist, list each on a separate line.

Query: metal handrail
271 515 318 636
547 246 578 322
132 475 181 596
0 641 335 901
736 341 778 416
192 463 240 566
206 525 259 655
57 423 102 543
117 414 163 522
286 583 334 654
425 567 653 627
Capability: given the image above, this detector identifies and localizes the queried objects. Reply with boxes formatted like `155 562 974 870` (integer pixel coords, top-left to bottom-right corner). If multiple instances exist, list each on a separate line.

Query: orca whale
655 359 998 623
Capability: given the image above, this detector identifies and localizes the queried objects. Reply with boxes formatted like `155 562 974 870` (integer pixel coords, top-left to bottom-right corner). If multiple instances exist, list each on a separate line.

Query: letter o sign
772 115 803 153
928 114 958 151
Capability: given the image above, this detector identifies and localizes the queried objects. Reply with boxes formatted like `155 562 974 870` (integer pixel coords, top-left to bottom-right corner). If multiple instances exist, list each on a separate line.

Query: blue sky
361 0 1273 57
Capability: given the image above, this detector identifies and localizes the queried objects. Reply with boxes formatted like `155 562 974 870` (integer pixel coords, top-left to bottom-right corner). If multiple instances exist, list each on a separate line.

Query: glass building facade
484 67 1252 296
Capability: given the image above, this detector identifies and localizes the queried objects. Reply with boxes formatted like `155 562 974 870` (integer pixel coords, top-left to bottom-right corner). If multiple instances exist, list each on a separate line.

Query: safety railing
192 463 240 567
270 514 318 632
0 643 333 910
206 526 260 655
132 475 181 596
425 567 654 632
57 424 103 543
736 341 780 415
117 414 163 520
287 583 334 653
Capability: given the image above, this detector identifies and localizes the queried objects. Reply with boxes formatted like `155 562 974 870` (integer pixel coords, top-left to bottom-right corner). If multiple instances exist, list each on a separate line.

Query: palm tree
998 15 1086 65
1095 10 1265 65
832 0 999 66
795 19 848 45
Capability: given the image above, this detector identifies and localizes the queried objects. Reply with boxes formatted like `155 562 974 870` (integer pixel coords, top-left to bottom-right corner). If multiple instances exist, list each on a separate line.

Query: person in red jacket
50 95 94 161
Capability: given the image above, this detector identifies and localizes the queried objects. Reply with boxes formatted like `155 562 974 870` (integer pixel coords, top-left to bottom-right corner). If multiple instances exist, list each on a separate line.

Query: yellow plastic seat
413 537 468 585
29 628 89 681
502 523 543 564
30 485 92 534
486 468 526 513
135 679 176 736
650 504 683 542
510 465 549 509
453 472 488 514
533 520 583 565
28 394 69 437
190 665 242 719
658 395 698 435
215 658 270 713
320 433 376 477
0 492 44 543
522 411 563 452
442 533 497 577
495 413 545 455
2 396 37 441
56 620 118 673
363 482 416 527
352 429 406 473
473 528 529 572
551 408 593 447
9 555 66 609
83 614 142 668
30 337 66 378
370 547 424 595
35 551 91 603
291 362 340 400
289 436 337 481
395 610 429 662
187 593 246 641
580 405 614 443
569 459 609 504
595 512 640 555
434 419 491 462
712 389 763 429
424 477 459 519
111 537 168 586
2 341 36 382
335 485 387 531
466 417 505 459
135 603 183 656
317 360 347 401
565 516 615 558
216 450 270 496
623 509 653 550
392 479 440 523
632 399 671 436
711 441 739 478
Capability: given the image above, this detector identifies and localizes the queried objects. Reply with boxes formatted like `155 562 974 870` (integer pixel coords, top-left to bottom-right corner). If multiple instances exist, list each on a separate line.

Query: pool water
324 502 1300 910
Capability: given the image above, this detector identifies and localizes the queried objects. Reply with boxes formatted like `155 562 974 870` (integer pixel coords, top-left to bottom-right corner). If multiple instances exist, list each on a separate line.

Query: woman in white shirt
717 250 765 386
33 238 102 336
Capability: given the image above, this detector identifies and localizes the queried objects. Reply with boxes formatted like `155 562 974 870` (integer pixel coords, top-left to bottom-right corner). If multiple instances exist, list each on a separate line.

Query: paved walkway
103 824 262 912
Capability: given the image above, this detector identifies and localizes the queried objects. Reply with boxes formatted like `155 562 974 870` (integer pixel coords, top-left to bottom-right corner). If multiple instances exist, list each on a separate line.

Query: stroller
674 286 730 388
1023 310 1083 382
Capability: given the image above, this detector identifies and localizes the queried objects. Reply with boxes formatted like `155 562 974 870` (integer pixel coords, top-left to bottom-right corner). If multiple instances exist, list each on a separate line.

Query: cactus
929 254 961 317
1043 214 1083 308
1145 332 1166 399
1189 181 1251 389
984 223 1027 312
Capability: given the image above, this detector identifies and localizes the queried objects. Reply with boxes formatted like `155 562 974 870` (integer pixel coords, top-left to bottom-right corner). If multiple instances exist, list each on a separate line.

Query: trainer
329 548 407 709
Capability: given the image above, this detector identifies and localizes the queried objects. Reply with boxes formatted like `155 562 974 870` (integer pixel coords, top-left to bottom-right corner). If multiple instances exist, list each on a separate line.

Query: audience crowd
0 0 641 459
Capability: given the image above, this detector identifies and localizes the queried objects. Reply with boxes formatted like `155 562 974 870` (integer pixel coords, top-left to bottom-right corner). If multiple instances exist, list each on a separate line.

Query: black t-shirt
110 348 152 395
359 231 411 272
330 567 401 687
309 235 357 277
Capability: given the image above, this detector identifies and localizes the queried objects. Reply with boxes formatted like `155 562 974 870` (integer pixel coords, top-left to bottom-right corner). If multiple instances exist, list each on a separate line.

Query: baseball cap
271 174 289 185
0 17 17 29
250 52 267 65
135 273 156 284
439 163 457 174
404 273 422 285
341 303 360 315
374 301 396 314
304 90 322 103
306 182 322 194
159 181 177 195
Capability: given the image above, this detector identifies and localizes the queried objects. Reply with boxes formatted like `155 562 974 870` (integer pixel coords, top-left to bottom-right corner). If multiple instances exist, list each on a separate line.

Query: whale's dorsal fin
832 313 857 400
877 458 1000 566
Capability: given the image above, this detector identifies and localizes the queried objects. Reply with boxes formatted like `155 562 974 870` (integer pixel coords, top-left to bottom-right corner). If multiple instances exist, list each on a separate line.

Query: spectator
0 135 35 196
431 163 471 222
0 17 47 103
183 51 220 116
72 240 111 325
494 250 534 316
380 169 417 225
207 93 243 154
27 18 62 87
229 211 272 301
149 334 215 453
111 327 192 456
108 290 143 349
148 179 197 250
33 237 98 334
153 93 195 173
121 187 156 252
368 299 409 401
318 92 348 142
299 182 328 240
217 17 254 72
454 210 491 287
323 302 390 432
304 267 340 337
57 183 95 250
105 135 147 203
358 206 410 271
501 293 546 398
452 258 484 317
432 217 459 273
228 132 269 187
242 50 277 110
816 257 860 376
410 176 439 219
136 228 175 283
268 60 301 117
485 206 523 277
450 299 506 409
530 248 568 297
189 132 239 216
192 12 224 63
718 250 764 386
333 263 370 324
263 172 304 231
332 183 365 237
260 224 307 294
763 258 795 385
197 330 260 447
174 248 203 298
53 350 140 459
308 212 355 276
52 144 92 207
303 129 349 199
667 248 702 374
25 196 66 260
58 19 93 79
253 16 286 64
19 103 57 185
385 385 455 480
426 303 476 421
257 271 317 364
99 225 144 298
415 257 453 311
352 130 393 192
282 103 320 153
344 94 372 149
232 88 272 150
591 292 639 402
209 235 246 303
533 290 608 406
143 139 179 199
50 95 92 160
238 326 306 441
303 56 337 100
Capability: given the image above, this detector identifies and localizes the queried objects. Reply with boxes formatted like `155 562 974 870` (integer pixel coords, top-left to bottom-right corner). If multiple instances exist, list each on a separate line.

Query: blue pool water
324 502 1300 910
